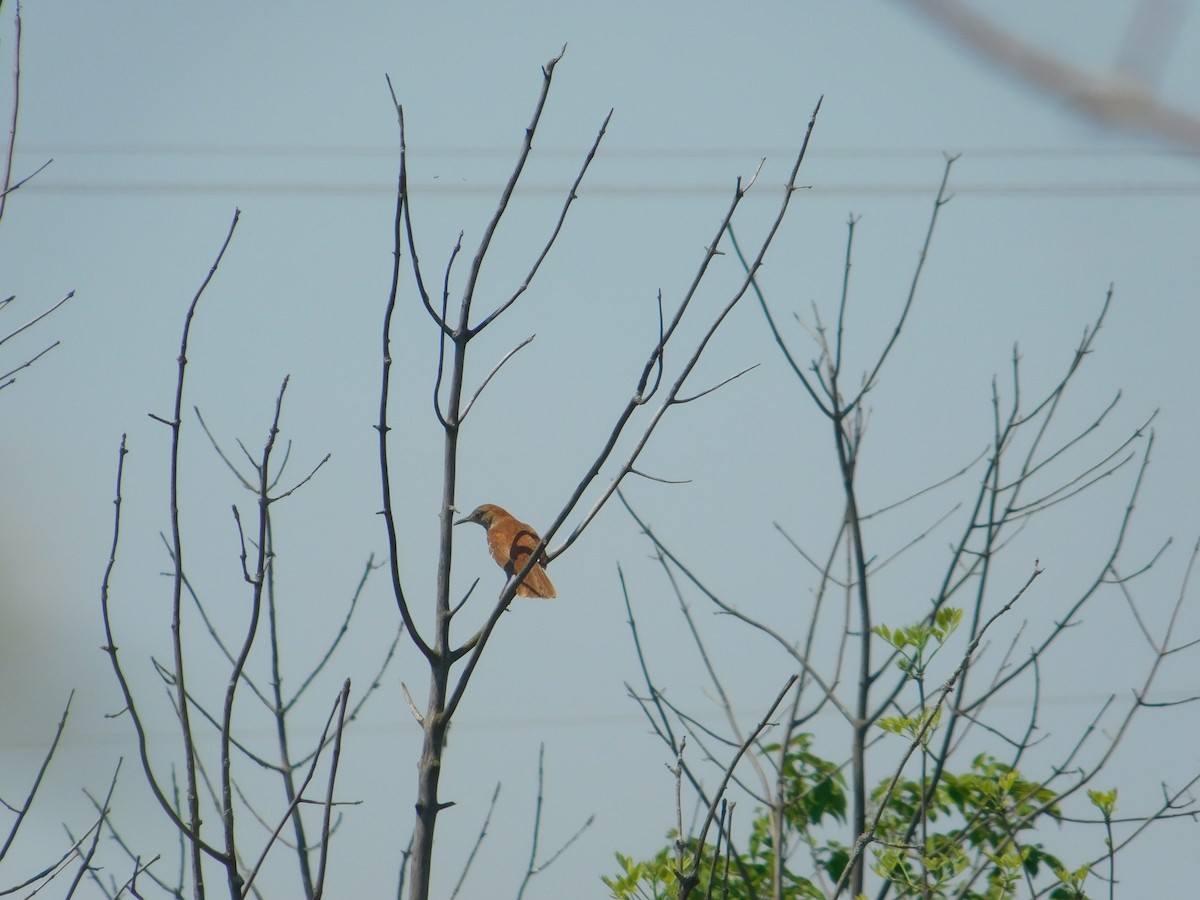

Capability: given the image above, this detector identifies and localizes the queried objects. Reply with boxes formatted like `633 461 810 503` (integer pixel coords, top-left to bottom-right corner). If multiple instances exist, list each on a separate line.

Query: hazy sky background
3 2 1198 897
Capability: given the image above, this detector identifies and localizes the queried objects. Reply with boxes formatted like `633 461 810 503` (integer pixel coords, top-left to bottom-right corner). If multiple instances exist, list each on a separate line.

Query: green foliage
602 851 676 900
1049 862 1093 899
607 609 1107 899
874 607 963 678
601 836 827 900
1087 788 1117 819
604 734 846 899
766 732 848 831
877 707 942 750
869 753 1064 897
603 739 1104 900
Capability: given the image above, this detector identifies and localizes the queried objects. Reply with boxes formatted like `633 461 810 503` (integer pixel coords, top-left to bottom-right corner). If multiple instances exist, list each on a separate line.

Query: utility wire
20 179 1200 198
15 142 1200 161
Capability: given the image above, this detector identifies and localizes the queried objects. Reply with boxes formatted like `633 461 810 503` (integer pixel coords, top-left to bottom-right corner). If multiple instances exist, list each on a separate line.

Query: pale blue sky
2 2 1198 897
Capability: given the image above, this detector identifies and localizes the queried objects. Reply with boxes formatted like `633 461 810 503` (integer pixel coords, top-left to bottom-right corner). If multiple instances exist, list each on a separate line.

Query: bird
454 503 556 599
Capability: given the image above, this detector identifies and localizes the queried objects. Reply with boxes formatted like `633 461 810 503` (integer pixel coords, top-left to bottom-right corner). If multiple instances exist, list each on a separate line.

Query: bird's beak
453 514 470 526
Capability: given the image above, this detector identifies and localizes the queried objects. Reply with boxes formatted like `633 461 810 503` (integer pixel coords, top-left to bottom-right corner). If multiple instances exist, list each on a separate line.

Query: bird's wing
489 520 555 598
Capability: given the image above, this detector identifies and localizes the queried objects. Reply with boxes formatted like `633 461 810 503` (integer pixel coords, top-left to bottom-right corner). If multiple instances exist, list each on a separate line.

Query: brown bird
454 504 556 599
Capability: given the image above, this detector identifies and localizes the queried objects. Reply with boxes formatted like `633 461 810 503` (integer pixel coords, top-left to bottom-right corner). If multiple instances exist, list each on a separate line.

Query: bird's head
453 503 505 528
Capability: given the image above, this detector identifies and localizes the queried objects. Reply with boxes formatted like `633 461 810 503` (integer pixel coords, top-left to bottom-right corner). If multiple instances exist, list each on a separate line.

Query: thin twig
0 691 73 859
240 685 349 896
548 99 824 564
458 335 535 420
64 761 122 897
0 0 23 225
313 680 352 900
681 676 798 900
450 783 500 900
0 290 75 349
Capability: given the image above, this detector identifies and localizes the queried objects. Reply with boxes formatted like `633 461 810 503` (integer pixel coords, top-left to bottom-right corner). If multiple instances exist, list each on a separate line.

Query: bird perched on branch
454 504 556 599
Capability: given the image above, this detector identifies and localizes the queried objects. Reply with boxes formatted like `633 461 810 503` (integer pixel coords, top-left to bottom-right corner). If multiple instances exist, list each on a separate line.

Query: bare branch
383 81 445 338
847 154 958 414
681 675 798 900
549 98 824 563
100 457 226 863
458 44 569 336
0 290 75 350
628 467 692 485
0 0 24 225
620 491 854 724
470 106 613 334
376 104 435 659
0 691 73 860
64 761 122 897
0 338 58 389
240 685 351 897
458 334 535 421
312 680 352 900
674 363 760 405
449 783 501 900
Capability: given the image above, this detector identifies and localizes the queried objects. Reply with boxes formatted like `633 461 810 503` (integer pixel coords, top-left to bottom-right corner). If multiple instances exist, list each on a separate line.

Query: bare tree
610 157 1200 898
98 212 399 898
379 48 823 900
0 5 97 894
80 44 825 898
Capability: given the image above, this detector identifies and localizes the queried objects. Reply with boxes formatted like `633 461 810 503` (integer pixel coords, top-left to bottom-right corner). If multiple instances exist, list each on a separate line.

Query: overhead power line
16 142 1199 199
16 142 1200 162
20 178 1200 198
